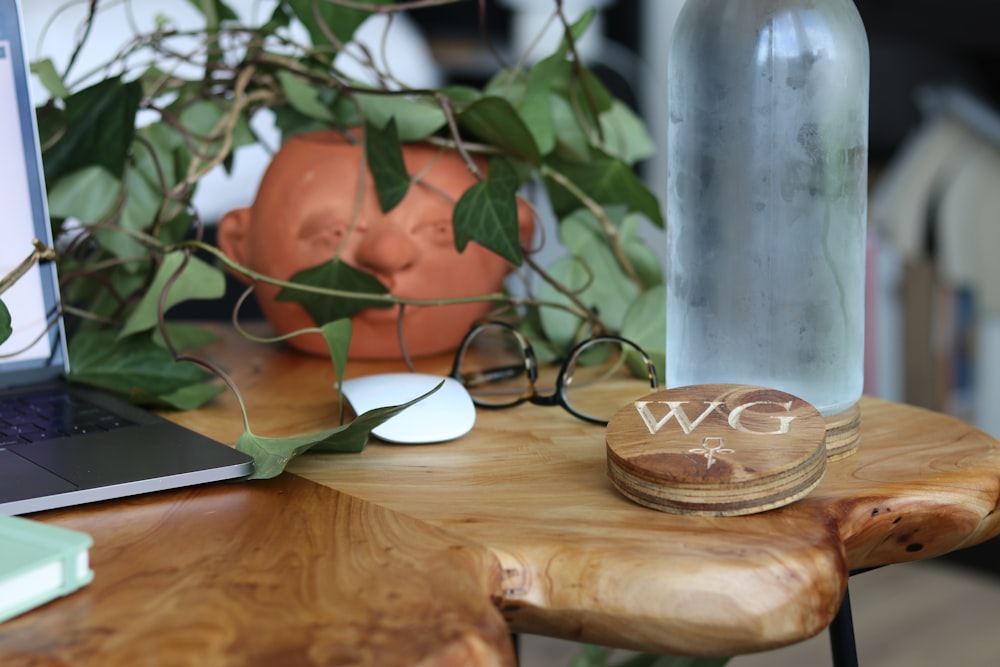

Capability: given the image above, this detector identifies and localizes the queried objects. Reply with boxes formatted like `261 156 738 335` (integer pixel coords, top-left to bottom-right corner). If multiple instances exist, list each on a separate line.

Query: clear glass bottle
665 0 869 423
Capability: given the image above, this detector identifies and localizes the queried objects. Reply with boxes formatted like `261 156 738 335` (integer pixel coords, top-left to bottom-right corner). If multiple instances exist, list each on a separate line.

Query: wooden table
4 329 1000 666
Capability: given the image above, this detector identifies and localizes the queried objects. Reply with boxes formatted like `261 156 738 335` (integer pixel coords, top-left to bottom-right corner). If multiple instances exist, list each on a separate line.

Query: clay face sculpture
218 130 534 359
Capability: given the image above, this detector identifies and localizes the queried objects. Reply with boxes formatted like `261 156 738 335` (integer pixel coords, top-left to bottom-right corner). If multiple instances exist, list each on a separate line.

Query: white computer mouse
338 373 476 444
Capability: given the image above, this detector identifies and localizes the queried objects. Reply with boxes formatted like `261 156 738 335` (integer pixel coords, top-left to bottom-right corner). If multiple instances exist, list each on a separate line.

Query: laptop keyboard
0 390 136 447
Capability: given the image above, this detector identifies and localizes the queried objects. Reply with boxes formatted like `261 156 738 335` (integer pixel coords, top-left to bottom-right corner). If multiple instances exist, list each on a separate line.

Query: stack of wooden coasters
606 384 829 517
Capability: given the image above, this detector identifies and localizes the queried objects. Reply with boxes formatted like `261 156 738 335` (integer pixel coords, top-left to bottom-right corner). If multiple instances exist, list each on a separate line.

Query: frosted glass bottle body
665 0 869 417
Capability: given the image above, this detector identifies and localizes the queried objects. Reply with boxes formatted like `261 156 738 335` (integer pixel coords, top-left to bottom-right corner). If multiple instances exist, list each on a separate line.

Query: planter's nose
353 221 418 279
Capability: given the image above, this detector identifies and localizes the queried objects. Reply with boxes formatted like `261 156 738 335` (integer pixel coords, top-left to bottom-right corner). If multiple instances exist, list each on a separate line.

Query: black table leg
829 585 859 667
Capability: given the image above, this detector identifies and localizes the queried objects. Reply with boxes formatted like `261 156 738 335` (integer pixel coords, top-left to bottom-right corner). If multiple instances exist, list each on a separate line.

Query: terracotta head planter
217 130 534 359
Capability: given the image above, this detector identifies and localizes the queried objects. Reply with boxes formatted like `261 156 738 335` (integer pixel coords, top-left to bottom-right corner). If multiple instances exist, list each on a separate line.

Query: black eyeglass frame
449 320 659 425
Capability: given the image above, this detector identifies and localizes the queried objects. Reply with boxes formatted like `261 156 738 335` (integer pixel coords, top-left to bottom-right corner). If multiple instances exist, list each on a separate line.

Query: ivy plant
0 0 665 476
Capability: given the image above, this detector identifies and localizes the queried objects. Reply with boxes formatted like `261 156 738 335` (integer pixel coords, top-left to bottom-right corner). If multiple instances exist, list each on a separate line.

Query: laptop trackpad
0 449 78 502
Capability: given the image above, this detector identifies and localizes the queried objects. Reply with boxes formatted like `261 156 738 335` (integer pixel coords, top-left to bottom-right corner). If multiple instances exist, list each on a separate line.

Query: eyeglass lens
455 324 532 407
563 338 654 422
455 323 655 422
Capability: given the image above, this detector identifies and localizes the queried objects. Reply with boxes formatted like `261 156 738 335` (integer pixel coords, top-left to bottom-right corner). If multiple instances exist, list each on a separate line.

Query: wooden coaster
606 384 828 517
823 402 861 461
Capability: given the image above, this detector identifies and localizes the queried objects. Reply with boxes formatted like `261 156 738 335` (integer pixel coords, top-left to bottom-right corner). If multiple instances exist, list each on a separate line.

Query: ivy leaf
557 9 597 58
486 67 555 157
354 92 446 142
67 329 216 400
0 300 11 346
276 70 335 122
238 383 442 480
618 214 664 289
285 0 391 51
543 57 613 137
46 165 119 223
276 259 392 326
545 155 665 228
550 94 592 164
42 77 142 182
129 382 225 411
182 0 239 26
538 209 641 347
272 105 331 140
151 322 222 350
620 285 666 383
568 66 614 117
29 58 70 99
175 99 256 164
440 85 482 105
365 118 410 213
457 96 541 164
600 100 656 165
453 158 522 266
119 251 226 339
321 319 352 419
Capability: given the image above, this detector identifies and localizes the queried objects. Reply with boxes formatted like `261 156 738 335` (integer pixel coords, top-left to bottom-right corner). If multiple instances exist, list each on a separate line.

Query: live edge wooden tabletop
5 327 1000 666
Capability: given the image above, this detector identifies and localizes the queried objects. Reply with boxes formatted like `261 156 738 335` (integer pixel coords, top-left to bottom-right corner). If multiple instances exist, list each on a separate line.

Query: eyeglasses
449 321 659 425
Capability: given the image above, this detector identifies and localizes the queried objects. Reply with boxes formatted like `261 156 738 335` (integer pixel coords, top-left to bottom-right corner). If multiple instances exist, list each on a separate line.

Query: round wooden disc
823 402 861 461
606 384 828 517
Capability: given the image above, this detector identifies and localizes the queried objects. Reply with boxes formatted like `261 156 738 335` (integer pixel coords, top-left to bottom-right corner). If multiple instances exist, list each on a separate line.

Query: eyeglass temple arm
453 363 529 389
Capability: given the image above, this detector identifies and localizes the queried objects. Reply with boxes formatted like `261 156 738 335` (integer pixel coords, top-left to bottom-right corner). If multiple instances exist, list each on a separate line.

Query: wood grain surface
8 326 1000 663
0 464 514 666
292 393 1000 656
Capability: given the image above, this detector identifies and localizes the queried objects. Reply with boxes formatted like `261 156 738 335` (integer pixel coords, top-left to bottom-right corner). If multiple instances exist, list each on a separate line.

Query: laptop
0 0 254 516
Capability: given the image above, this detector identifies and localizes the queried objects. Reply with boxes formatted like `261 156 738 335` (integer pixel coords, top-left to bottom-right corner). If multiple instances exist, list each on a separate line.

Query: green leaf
619 214 663 289
130 382 225 411
600 100 656 165
569 644 610 667
151 322 222 350
45 162 160 264
457 96 541 164
285 0 391 51
175 99 256 162
45 165 120 223
545 156 665 228
453 158 523 266
570 66 614 116
365 118 410 213
67 329 216 399
238 382 442 479
538 209 641 346
182 0 238 26
262 2 293 32
42 77 142 182
131 122 183 195
0 300 11 346
29 58 70 99
540 57 613 147
550 93 592 163
321 319 352 419
486 67 555 158
355 92 446 142
561 10 597 57
272 105 332 140
441 85 483 105
119 252 226 339
620 285 666 383
276 259 392 326
276 70 335 122
117 155 167 234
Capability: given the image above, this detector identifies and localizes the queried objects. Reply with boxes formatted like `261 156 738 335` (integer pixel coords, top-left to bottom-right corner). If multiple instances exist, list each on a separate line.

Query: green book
0 515 94 623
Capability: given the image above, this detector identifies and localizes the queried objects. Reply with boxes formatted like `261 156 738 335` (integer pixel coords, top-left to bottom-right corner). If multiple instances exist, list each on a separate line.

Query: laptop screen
0 0 68 385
